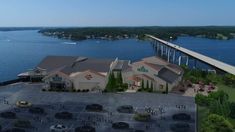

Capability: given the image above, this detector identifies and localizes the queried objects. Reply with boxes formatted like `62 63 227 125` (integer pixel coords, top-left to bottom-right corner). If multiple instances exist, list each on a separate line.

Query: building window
52 74 62 82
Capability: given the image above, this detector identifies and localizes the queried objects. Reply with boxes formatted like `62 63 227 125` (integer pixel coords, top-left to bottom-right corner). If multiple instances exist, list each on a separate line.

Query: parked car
50 124 69 132
16 101 32 108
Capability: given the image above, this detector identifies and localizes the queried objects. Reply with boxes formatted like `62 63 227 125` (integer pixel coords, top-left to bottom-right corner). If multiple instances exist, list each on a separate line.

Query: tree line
39 26 235 41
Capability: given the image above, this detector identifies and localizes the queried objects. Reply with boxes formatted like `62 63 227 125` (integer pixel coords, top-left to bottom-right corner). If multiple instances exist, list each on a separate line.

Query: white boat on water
63 42 77 45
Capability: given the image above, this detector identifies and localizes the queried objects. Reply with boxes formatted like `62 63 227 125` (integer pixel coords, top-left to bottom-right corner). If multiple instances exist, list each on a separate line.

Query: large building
18 56 183 92
122 56 183 91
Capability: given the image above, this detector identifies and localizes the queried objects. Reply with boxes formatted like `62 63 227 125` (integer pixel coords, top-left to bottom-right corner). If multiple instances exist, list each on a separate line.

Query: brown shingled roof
144 62 163 71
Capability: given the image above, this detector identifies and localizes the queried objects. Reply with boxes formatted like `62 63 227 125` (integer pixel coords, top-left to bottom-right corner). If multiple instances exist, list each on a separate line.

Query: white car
50 124 69 132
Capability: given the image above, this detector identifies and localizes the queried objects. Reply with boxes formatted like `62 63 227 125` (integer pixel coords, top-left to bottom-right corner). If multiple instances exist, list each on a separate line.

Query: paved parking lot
0 83 196 132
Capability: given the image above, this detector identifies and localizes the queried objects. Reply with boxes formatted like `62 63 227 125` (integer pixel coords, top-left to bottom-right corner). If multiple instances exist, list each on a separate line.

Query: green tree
166 83 169 94
141 79 145 89
105 72 116 91
209 97 231 118
116 71 123 86
208 90 229 104
229 102 235 119
223 74 235 87
146 80 149 89
200 114 233 132
195 94 211 106
150 82 154 92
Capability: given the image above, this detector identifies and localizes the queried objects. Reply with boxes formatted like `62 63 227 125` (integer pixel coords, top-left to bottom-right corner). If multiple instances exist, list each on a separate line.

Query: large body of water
0 30 235 82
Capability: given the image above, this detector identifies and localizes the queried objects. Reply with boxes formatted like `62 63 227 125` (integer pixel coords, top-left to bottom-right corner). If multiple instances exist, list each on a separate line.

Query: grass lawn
217 83 235 102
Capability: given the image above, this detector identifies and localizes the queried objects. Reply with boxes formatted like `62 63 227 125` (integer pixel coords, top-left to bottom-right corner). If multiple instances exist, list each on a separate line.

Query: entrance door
50 82 65 90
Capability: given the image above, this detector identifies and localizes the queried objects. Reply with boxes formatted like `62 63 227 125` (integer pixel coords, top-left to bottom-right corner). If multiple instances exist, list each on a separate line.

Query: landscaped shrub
41 88 46 91
71 89 76 92
82 89 87 92
48 89 52 92
134 113 151 122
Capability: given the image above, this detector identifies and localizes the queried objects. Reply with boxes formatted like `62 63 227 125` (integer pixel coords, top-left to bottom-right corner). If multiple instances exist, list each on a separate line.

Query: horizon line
1 25 235 28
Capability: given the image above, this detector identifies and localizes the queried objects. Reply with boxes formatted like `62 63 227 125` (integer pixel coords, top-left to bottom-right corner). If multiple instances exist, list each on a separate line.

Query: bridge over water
146 34 235 75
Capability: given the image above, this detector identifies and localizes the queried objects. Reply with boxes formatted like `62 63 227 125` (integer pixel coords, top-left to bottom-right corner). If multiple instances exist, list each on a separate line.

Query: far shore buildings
18 56 183 92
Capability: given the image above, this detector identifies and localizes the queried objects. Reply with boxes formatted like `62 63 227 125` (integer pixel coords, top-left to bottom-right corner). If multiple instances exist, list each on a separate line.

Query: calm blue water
0 30 235 82
173 37 235 67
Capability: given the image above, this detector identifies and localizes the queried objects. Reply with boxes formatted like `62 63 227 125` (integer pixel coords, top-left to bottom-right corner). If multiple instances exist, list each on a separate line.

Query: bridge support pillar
186 56 189 66
167 48 170 62
173 50 176 64
157 42 160 52
178 56 182 66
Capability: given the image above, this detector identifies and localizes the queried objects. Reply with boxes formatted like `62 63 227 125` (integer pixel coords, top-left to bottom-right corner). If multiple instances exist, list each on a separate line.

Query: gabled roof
37 56 78 72
166 63 183 75
143 62 163 71
132 61 163 72
157 68 179 84
60 58 114 75
84 70 106 77
142 56 169 66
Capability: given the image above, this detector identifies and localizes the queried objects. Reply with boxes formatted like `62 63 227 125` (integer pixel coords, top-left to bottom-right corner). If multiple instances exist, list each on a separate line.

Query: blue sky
0 0 234 27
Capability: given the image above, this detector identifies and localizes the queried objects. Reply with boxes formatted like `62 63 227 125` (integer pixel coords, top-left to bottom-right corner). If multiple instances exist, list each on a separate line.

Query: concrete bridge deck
146 34 235 75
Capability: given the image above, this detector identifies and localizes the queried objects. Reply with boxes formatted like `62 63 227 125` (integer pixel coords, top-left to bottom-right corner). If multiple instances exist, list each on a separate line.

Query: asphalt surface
0 83 196 132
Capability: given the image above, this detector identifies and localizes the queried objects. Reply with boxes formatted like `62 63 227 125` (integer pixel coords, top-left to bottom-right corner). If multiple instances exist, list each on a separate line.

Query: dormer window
137 66 148 73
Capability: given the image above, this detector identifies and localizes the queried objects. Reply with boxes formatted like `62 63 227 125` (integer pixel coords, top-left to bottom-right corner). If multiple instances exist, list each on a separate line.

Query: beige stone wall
129 62 181 92
71 71 107 91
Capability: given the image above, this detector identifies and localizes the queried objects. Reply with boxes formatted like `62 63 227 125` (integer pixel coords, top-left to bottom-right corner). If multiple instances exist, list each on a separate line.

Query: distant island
38 26 235 41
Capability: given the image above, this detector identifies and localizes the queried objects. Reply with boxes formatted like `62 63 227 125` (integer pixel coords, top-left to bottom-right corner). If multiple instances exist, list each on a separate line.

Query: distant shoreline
1 26 235 41
38 26 235 41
